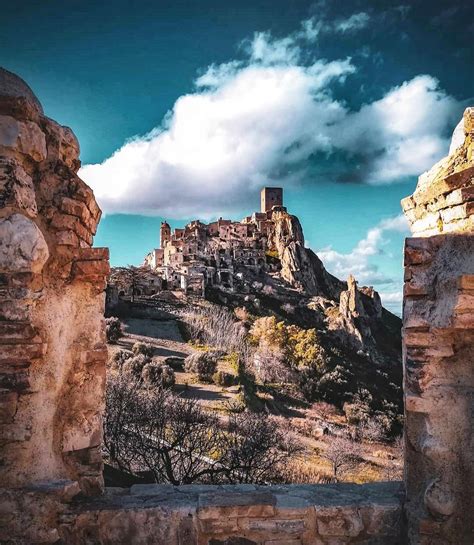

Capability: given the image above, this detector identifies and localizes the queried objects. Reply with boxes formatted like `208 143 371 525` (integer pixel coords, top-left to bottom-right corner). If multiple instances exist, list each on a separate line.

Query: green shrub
212 370 235 387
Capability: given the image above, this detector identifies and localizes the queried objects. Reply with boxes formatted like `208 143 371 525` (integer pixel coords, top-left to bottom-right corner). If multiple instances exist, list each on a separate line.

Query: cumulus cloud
332 75 462 183
315 214 409 286
80 19 464 217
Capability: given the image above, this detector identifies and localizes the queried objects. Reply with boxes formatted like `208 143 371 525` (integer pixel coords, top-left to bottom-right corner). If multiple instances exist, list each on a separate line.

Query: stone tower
160 220 171 248
260 186 283 213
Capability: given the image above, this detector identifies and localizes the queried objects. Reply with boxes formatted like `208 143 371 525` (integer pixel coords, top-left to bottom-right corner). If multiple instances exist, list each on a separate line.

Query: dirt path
119 318 194 360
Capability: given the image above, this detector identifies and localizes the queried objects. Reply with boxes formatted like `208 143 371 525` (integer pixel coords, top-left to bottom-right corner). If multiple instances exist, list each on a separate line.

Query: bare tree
320 435 360 482
253 342 295 384
104 373 299 484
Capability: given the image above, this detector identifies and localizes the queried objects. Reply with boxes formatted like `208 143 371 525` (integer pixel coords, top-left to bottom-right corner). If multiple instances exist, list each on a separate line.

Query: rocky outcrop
0 68 109 496
402 107 474 545
269 211 344 300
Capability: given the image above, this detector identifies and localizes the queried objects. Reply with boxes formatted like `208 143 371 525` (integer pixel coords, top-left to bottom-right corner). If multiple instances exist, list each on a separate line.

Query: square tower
260 187 283 213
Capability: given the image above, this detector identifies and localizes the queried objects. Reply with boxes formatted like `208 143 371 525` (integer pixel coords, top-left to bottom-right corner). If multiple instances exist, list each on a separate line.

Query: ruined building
143 187 287 295
0 68 472 544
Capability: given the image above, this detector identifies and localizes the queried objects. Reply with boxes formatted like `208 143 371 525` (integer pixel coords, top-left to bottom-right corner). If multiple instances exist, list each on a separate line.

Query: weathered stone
0 158 37 216
0 213 49 273
0 68 107 505
402 109 474 545
0 114 46 162
316 506 364 537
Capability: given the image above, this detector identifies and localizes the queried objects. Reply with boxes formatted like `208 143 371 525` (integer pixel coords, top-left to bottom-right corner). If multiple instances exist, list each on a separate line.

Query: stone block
72 259 110 279
0 114 46 161
0 341 47 364
0 321 38 342
0 158 37 217
198 492 276 520
0 390 18 423
238 517 305 535
405 395 430 413
445 186 474 207
0 214 49 274
80 347 108 364
264 538 302 545
458 275 474 290
315 507 364 537
56 230 79 246
199 518 240 534
440 202 474 223
62 413 102 452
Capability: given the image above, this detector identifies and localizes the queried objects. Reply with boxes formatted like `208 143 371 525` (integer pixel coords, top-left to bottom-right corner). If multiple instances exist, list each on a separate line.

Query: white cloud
333 75 462 183
334 12 371 33
315 214 409 286
80 21 464 217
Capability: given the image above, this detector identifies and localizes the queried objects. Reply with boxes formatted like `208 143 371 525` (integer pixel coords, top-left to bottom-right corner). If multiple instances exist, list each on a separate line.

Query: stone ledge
58 481 405 545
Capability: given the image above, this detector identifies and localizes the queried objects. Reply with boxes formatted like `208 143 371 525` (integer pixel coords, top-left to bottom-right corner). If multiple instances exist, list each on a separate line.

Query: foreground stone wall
402 108 474 544
0 67 109 494
61 482 403 545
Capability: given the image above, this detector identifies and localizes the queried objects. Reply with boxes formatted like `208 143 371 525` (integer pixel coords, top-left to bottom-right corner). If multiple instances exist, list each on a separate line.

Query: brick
56 230 79 247
459 275 474 290
0 342 47 364
72 260 110 279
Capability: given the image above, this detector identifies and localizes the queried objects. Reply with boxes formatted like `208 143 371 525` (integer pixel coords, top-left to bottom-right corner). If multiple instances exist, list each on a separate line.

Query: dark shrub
142 363 175 389
106 317 122 343
184 351 219 381
132 342 154 358
111 349 132 370
212 370 235 387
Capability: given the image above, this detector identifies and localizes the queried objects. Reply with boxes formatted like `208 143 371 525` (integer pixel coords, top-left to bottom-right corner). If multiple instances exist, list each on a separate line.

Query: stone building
143 188 285 295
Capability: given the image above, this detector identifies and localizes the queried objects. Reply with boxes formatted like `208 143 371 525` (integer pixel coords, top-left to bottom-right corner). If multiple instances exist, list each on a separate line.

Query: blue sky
2 0 473 313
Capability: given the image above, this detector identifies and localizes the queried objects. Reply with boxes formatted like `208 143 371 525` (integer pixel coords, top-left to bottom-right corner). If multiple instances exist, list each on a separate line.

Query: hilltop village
143 187 285 295
109 187 297 298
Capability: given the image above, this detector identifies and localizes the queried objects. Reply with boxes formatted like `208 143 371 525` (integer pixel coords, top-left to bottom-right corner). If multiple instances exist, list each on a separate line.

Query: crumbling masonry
0 69 472 544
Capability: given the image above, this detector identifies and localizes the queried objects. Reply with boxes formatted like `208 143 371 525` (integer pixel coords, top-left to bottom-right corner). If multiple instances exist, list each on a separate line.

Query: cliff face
264 210 399 360
269 211 345 301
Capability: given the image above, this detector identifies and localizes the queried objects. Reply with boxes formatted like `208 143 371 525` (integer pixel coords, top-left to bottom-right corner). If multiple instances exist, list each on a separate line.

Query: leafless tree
253 342 295 384
320 435 360 482
104 373 299 484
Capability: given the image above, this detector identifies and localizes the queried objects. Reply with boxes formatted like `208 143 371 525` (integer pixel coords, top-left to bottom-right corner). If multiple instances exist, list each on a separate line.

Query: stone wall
402 108 474 544
0 68 109 495
61 482 403 545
